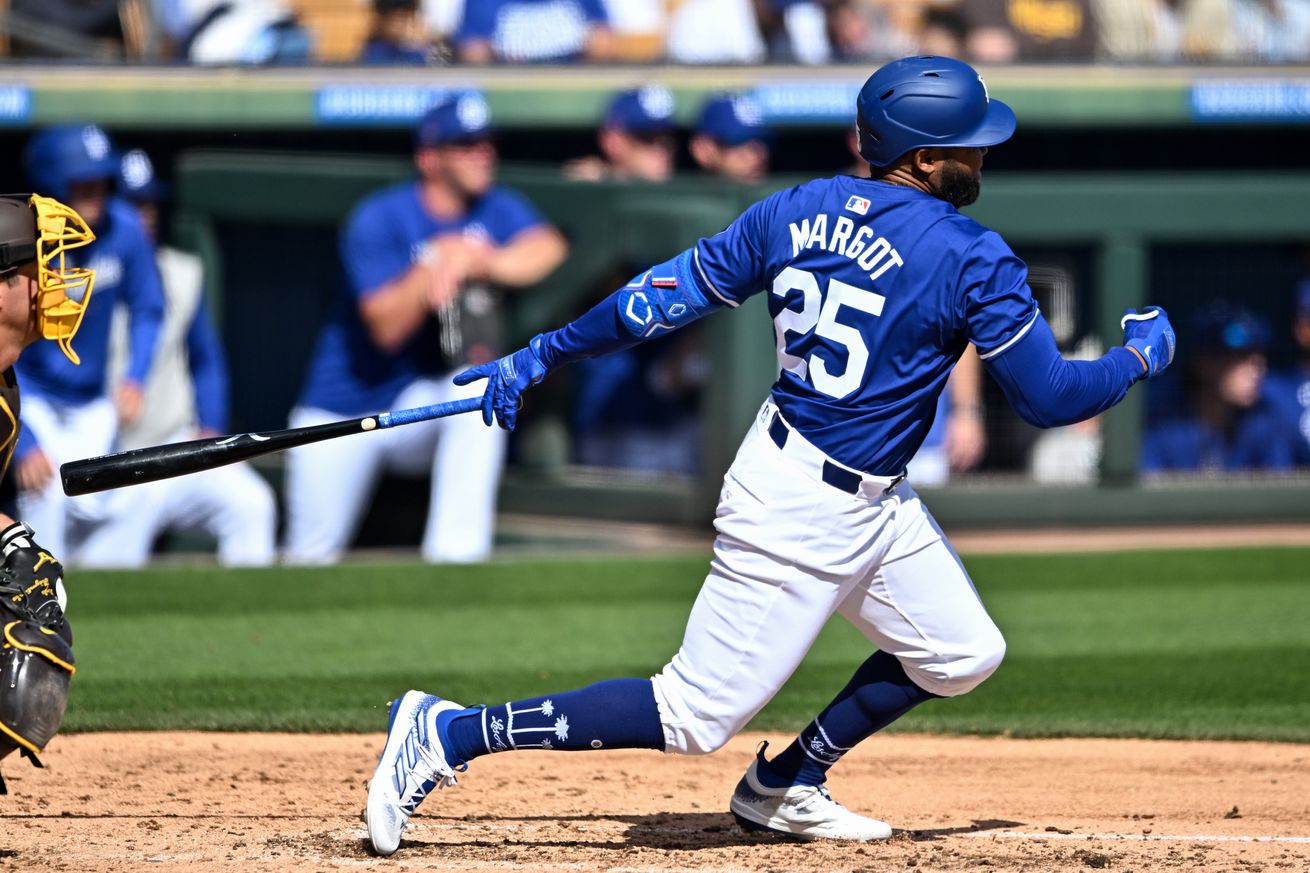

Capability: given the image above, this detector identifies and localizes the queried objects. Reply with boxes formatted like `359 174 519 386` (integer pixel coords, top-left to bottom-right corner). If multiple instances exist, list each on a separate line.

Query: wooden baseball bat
60 396 484 497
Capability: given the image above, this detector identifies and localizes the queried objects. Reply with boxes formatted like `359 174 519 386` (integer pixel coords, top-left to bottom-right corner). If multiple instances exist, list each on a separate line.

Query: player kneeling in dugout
0 194 96 791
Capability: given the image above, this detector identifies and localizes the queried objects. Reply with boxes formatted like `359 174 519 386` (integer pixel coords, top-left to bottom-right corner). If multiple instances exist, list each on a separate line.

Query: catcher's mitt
0 522 68 634
0 522 74 793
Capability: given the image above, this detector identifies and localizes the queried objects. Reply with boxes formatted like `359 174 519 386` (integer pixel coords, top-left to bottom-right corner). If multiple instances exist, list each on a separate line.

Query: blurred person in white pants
283 93 566 564
78 149 275 567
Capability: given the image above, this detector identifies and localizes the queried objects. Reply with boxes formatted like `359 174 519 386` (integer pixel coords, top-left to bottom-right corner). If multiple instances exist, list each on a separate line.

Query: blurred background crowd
3 0 1310 66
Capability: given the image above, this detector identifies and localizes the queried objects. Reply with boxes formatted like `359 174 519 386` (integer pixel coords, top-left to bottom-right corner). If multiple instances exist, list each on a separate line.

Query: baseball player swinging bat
59 395 484 496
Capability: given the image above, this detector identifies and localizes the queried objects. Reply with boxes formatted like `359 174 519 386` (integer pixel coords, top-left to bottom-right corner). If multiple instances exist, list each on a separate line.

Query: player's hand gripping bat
59 396 483 497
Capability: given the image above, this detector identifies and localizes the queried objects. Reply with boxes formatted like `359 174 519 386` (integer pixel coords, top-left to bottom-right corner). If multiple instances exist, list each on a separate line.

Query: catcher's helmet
22 124 118 202
0 197 38 275
855 56 1015 169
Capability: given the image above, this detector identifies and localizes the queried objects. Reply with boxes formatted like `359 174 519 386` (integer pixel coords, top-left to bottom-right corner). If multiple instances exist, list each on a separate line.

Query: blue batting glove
452 336 551 431
1121 306 1176 379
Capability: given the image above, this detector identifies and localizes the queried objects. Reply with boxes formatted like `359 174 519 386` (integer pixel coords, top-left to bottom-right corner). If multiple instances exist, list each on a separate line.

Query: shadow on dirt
390 813 1026 854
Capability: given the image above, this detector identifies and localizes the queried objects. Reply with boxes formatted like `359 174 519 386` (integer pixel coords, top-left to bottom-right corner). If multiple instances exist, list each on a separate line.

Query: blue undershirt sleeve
15 423 38 460
984 313 1144 429
185 296 230 433
534 249 721 370
122 232 166 386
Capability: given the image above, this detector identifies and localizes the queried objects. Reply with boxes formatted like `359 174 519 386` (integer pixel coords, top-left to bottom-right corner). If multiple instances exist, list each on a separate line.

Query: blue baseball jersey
1263 367 1310 466
15 197 164 406
1141 403 1297 473
693 176 1037 475
298 181 546 417
457 0 607 63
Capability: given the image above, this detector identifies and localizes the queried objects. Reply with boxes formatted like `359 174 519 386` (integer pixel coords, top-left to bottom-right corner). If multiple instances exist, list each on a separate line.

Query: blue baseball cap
416 92 492 147
1191 302 1270 354
118 149 168 202
603 86 675 135
696 94 770 147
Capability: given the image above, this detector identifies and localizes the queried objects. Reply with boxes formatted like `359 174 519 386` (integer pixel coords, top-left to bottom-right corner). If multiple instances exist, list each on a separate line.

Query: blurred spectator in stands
1231 0 1310 62
962 0 1096 62
455 0 615 63
1265 280 1310 466
182 0 313 64
360 0 433 64
78 149 276 567
1094 0 1232 62
756 0 834 63
1142 302 1299 475
601 0 667 61
667 0 765 63
920 3 971 56
564 86 676 183
826 0 967 62
7 0 127 59
690 94 771 184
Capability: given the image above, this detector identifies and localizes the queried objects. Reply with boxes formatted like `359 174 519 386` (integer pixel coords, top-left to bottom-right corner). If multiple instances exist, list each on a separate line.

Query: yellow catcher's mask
28 195 96 365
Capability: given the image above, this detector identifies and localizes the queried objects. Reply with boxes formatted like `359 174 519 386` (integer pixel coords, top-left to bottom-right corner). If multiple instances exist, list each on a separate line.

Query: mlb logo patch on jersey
844 195 870 215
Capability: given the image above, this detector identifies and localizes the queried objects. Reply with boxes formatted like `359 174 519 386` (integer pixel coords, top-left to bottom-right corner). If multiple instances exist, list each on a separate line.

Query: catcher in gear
0 192 96 792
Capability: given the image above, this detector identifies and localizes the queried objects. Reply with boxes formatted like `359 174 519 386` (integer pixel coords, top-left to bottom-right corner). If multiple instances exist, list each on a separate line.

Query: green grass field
63 546 1310 741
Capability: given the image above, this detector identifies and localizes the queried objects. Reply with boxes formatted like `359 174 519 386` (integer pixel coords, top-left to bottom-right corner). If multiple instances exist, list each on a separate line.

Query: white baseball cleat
729 749 893 841
366 690 466 856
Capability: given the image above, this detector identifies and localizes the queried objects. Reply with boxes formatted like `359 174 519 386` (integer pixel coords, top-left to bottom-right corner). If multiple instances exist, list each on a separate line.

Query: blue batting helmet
23 124 118 201
855 56 1015 168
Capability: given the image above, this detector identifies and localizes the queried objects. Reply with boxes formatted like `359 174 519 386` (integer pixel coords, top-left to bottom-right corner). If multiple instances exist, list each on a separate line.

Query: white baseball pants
74 447 277 568
282 375 506 564
17 395 119 560
651 398 1006 756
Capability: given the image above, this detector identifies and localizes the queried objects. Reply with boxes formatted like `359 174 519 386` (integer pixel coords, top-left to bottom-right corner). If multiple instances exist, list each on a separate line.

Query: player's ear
911 148 939 177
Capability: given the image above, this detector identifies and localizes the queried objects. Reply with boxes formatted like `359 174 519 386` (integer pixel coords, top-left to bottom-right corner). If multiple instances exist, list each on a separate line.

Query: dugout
169 154 1310 530
5 63 1308 533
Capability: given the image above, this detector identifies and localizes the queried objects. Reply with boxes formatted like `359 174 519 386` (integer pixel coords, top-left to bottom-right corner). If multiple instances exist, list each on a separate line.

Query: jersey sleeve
456 0 496 40
580 0 609 23
340 197 415 298
691 196 772 308
185 294 230 433
121 225 167 386
486 189 549 244
958 231 1040 361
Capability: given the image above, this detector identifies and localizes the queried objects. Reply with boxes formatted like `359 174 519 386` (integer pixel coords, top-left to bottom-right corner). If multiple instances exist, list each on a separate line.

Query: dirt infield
1 732 1305 872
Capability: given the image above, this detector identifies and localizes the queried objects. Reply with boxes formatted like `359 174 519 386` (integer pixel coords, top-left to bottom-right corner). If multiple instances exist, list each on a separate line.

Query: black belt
768 412 905 496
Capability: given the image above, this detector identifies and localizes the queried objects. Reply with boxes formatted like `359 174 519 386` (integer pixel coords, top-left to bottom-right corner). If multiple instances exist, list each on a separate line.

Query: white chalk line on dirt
967 831 1310 844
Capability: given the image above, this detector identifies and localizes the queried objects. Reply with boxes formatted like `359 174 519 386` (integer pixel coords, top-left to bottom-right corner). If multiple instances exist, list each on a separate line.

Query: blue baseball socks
440 677 665 764
755 650 937 789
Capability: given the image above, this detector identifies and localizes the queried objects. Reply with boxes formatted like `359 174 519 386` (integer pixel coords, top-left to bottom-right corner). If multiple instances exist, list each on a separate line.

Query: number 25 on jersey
771 267 886 400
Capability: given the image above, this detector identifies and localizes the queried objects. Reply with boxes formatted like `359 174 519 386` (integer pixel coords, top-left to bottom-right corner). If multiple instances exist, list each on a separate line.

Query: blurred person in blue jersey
1142 302 1297 474
359 0 433 64
74 150 276 567
564 86 677 183
690 94 772 185
1264 281 1310 466
455 0 614 63
13 125 165 563
284 93 567 564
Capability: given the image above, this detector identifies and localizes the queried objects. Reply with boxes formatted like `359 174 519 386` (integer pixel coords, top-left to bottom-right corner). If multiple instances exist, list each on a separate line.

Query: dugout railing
173 151 1310 528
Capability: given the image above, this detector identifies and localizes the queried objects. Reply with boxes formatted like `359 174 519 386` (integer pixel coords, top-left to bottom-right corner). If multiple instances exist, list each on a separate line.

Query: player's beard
935 162 981 208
